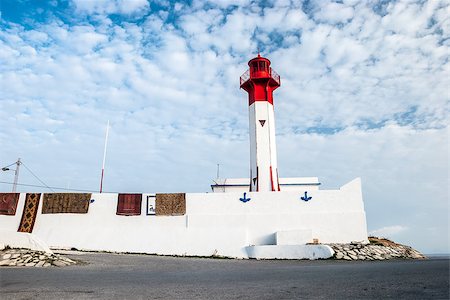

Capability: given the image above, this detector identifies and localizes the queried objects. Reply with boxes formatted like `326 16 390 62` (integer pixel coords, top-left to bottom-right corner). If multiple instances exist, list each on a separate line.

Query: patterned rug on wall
42 193 91 214
155 193 186 216
116 194 142 216
0 193 20 215
18 193 41 233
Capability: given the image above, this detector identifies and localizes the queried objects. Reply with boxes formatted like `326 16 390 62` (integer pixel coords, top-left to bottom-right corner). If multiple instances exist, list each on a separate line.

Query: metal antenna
100 120 110 193
216 164 220 179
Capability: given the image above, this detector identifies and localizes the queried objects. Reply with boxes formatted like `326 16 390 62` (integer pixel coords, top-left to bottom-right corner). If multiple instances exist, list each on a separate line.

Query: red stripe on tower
249 169 252 192
270 166 275 192
256 167 259 192
276 168 281 191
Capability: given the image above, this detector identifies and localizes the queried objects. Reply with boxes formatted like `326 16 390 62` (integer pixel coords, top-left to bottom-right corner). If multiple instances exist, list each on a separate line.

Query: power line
0 180 112 193
1 159 120 193
20 161 55 192
1 161 17 170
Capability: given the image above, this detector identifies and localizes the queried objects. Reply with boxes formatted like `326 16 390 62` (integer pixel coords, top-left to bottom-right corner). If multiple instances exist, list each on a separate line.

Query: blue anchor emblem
240 192 251 203
301 191 312 202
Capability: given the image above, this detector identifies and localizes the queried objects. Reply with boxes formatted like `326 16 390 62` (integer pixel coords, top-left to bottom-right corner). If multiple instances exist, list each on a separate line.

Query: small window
259 61 266 71
252 62 258 73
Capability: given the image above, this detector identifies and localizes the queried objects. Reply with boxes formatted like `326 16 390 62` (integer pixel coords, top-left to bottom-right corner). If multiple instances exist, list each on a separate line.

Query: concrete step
246 244 334 260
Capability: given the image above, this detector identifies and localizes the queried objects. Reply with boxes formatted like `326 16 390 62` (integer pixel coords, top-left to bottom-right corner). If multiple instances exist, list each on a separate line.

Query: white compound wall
0 178 368 259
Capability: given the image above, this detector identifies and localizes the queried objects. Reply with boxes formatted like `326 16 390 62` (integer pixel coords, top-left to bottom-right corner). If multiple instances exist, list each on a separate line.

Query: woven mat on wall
42 193 91 214
155 193 186 216
116 194 142 216
18 193 41 233
0 193 20 215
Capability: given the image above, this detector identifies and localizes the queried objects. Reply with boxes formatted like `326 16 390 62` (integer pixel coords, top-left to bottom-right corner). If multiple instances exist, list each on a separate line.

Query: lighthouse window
252 63 258 73
259 61 266 71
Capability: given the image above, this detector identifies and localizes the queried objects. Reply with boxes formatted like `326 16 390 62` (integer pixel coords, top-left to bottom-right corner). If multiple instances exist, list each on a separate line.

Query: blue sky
0 0 448 253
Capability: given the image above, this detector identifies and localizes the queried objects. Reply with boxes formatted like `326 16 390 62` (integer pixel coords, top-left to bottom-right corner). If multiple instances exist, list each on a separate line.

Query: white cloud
314 2 355 24
117 0 149 14
72 0 149 15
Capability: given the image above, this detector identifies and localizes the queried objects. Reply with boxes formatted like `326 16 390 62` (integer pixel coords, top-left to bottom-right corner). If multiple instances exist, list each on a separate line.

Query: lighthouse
240 54 281 192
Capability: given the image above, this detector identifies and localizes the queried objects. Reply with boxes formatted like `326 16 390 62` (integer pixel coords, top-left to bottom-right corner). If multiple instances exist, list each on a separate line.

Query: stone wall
329 238 425 260
0 248 77 267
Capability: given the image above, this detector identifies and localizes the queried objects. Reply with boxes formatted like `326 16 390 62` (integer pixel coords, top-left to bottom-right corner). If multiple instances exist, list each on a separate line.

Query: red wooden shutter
116 194 142 216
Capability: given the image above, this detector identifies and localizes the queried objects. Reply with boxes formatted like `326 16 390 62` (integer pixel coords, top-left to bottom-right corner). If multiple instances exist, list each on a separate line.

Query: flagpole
100 120 109 193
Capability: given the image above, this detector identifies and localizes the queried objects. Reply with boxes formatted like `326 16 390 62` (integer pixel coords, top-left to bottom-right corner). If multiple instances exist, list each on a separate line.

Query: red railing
270 69 280 85
240 68 280 86
240 69 250 85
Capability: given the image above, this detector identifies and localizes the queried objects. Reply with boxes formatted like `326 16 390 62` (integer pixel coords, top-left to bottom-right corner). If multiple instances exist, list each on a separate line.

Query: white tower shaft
249 102 279 192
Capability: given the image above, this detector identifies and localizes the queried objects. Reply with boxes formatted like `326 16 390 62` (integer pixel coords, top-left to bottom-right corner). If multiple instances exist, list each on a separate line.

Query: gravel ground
0 251 448 299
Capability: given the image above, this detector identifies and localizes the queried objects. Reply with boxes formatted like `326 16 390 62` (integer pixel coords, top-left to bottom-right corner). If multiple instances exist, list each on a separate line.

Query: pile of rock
329 238 425 261
0 248 77 267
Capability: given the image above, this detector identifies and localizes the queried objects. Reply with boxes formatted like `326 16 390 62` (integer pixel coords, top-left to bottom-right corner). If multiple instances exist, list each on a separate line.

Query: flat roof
212 177 320 186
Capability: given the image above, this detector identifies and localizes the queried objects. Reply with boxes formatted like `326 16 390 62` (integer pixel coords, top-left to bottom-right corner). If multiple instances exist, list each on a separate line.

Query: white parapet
246 245 335 260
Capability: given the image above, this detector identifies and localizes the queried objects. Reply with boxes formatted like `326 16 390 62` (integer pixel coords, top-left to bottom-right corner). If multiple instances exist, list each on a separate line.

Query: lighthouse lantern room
240 54 281 192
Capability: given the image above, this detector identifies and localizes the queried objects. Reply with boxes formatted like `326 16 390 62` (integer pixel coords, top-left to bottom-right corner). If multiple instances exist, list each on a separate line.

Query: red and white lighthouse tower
240 54 281 192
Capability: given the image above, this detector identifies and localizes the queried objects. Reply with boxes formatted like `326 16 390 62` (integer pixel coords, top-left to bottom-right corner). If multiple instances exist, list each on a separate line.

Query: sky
0 0 448 254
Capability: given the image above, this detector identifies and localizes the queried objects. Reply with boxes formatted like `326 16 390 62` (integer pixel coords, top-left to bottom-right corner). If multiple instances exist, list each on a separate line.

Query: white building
1 179 367 259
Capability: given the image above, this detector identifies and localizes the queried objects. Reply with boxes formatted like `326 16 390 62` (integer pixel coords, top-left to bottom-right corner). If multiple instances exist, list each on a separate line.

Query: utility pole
12 158 21 193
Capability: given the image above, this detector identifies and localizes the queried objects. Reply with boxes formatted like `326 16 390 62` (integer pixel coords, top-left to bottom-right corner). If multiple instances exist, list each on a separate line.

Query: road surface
1 252 448 299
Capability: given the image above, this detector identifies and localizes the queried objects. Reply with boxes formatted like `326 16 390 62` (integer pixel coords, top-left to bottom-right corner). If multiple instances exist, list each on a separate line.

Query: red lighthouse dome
240 54 281 106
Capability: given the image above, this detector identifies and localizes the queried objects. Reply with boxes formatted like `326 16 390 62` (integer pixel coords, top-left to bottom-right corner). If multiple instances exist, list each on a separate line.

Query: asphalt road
0 252 449 299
